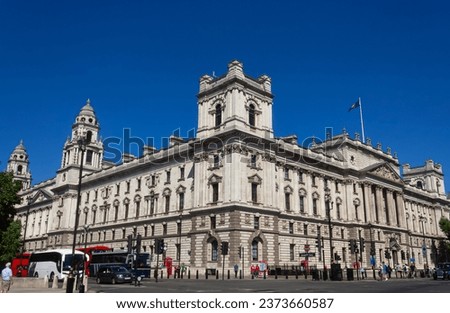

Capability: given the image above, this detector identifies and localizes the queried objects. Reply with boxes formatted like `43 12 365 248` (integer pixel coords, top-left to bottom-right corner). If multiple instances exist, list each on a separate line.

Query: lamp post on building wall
419 215 428 276
66 129 90 293
324 187 334 266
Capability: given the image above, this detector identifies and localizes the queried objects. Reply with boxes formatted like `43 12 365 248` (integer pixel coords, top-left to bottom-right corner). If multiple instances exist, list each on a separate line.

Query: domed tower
57 99 103 184
7 140 32 190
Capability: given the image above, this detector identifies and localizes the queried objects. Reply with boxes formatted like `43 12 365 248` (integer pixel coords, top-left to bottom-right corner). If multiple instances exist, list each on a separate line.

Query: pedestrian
1 262 13 293
382 262 389 281
360 267 365 279
234 264 239 278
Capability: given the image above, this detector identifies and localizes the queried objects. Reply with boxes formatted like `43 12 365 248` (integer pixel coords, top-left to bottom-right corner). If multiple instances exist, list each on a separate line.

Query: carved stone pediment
368 163 402 183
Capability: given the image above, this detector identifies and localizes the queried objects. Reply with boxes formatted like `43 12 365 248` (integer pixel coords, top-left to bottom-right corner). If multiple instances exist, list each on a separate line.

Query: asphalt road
88 277 450 293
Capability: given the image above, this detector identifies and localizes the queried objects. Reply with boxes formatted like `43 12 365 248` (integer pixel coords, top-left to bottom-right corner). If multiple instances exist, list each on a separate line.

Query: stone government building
7 60 450 273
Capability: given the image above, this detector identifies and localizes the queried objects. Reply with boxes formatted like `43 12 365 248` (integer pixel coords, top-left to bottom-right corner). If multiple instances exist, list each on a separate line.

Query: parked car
433 263 450 280
96 265 134 284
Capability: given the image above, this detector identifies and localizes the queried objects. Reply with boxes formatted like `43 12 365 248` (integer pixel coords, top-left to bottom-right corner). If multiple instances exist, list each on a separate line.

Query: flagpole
358 97 366 143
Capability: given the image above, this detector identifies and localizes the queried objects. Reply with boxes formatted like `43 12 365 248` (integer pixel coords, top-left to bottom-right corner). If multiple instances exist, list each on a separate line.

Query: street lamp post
20 195 32 276
66 129 90 293
419 215 428 276
178 214 182 278
79 224 90 293
324 187 334 266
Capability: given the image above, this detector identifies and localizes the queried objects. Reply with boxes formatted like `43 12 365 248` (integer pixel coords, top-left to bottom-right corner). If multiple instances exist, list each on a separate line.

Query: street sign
299 252 316 257
304 244 310 252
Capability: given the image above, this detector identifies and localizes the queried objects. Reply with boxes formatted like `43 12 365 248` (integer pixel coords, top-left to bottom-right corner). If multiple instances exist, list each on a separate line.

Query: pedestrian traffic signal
359 238 365 252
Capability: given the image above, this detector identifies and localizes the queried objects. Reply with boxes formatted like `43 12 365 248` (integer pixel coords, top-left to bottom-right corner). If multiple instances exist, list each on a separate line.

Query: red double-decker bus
76 245 111 276
11 253 31 277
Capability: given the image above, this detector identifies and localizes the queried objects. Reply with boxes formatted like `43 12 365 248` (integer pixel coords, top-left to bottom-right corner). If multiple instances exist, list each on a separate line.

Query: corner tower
7 140 32 190
196 60 274 139
57 99 103 184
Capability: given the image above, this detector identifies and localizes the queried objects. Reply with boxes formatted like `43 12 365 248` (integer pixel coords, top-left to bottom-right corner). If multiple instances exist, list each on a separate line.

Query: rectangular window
135 202 140 218
177 222 182 235
290 244 295 261
312 175 316 186
298 170 304 183
213 155 220 167
179 193 185 211
151 225 155 236
284 168 289 180
303 224 308 236
251 183 258 203
289 222 294 234
137 178 141 190
212 183 219 203
125 204 129 220
165 195 170 213
285 193 291 211
85 191 90 203
336 203 341 219
299 196 305 213
254 216 260 230
163 224 167 235
180 167 185 180
250 155 257 167
313 199 318 215
86 150 93 165
166 171 171 183
210 216 216 229
151 175 156 186
126 181 130 193
116 184 120 196
150 198 155 215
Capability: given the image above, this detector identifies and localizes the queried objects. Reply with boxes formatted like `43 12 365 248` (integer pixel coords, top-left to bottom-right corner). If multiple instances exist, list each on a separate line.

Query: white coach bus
28 249 86 280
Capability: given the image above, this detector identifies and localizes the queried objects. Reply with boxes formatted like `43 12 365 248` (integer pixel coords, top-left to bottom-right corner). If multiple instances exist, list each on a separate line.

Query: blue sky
1 0 449 191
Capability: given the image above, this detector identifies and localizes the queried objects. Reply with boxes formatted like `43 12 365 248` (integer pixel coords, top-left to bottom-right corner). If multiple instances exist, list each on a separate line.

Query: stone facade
8 60 450 273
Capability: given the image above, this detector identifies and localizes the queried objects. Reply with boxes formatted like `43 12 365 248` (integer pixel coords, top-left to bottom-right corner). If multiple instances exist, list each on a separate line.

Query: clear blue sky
1 0 449 191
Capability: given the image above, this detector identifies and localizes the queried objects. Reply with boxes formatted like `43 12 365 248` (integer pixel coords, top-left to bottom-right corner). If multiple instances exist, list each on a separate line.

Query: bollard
205 270 208 280
295 270 298 279
239 269 242 279
263 271 266 280
188 270 191 279
52 276 58 289
227 270 230 280
216 270 219 279
161 270 164 280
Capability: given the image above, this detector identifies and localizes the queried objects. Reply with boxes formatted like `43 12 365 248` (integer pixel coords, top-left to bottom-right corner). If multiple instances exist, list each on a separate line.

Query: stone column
363 183 375 223
375 187 385 225
386 189 397 227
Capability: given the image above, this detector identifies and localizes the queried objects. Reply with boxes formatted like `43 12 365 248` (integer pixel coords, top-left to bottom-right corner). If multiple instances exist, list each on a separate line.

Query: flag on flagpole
348 99 360 112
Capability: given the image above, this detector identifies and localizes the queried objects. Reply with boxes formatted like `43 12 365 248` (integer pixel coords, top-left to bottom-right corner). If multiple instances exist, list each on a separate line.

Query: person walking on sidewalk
1 262 13 293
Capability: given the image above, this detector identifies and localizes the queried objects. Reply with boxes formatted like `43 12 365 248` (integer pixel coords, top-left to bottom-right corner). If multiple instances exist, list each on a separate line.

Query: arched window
215 104 222 127
249 104 255 126
211 240 218 261
17 165 23 175
416 181 423 189
252 240 259 261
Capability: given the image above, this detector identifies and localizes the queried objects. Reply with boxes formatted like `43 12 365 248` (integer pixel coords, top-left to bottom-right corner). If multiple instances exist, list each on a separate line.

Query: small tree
438 217 450 263
0 220 22 264
0 172 21 244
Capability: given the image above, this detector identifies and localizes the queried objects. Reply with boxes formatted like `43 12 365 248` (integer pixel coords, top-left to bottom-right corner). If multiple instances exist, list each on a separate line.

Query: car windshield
113 266 129 273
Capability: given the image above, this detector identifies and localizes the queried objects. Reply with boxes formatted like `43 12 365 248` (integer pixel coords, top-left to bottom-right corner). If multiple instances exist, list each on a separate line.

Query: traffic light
359 237 365 252
384 250 391 259
370 242 376 256
315 235 322 252
136 234 142 255
158 239 165 254
349 239 356 254
221 242 229 255
238 247 242 259
127 234 133 254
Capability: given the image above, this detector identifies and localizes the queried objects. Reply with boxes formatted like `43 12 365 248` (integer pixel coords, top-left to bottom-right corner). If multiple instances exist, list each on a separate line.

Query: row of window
214 103 256 127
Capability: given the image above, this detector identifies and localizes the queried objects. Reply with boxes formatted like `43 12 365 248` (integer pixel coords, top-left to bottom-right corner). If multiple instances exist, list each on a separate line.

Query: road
87 277 450 293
